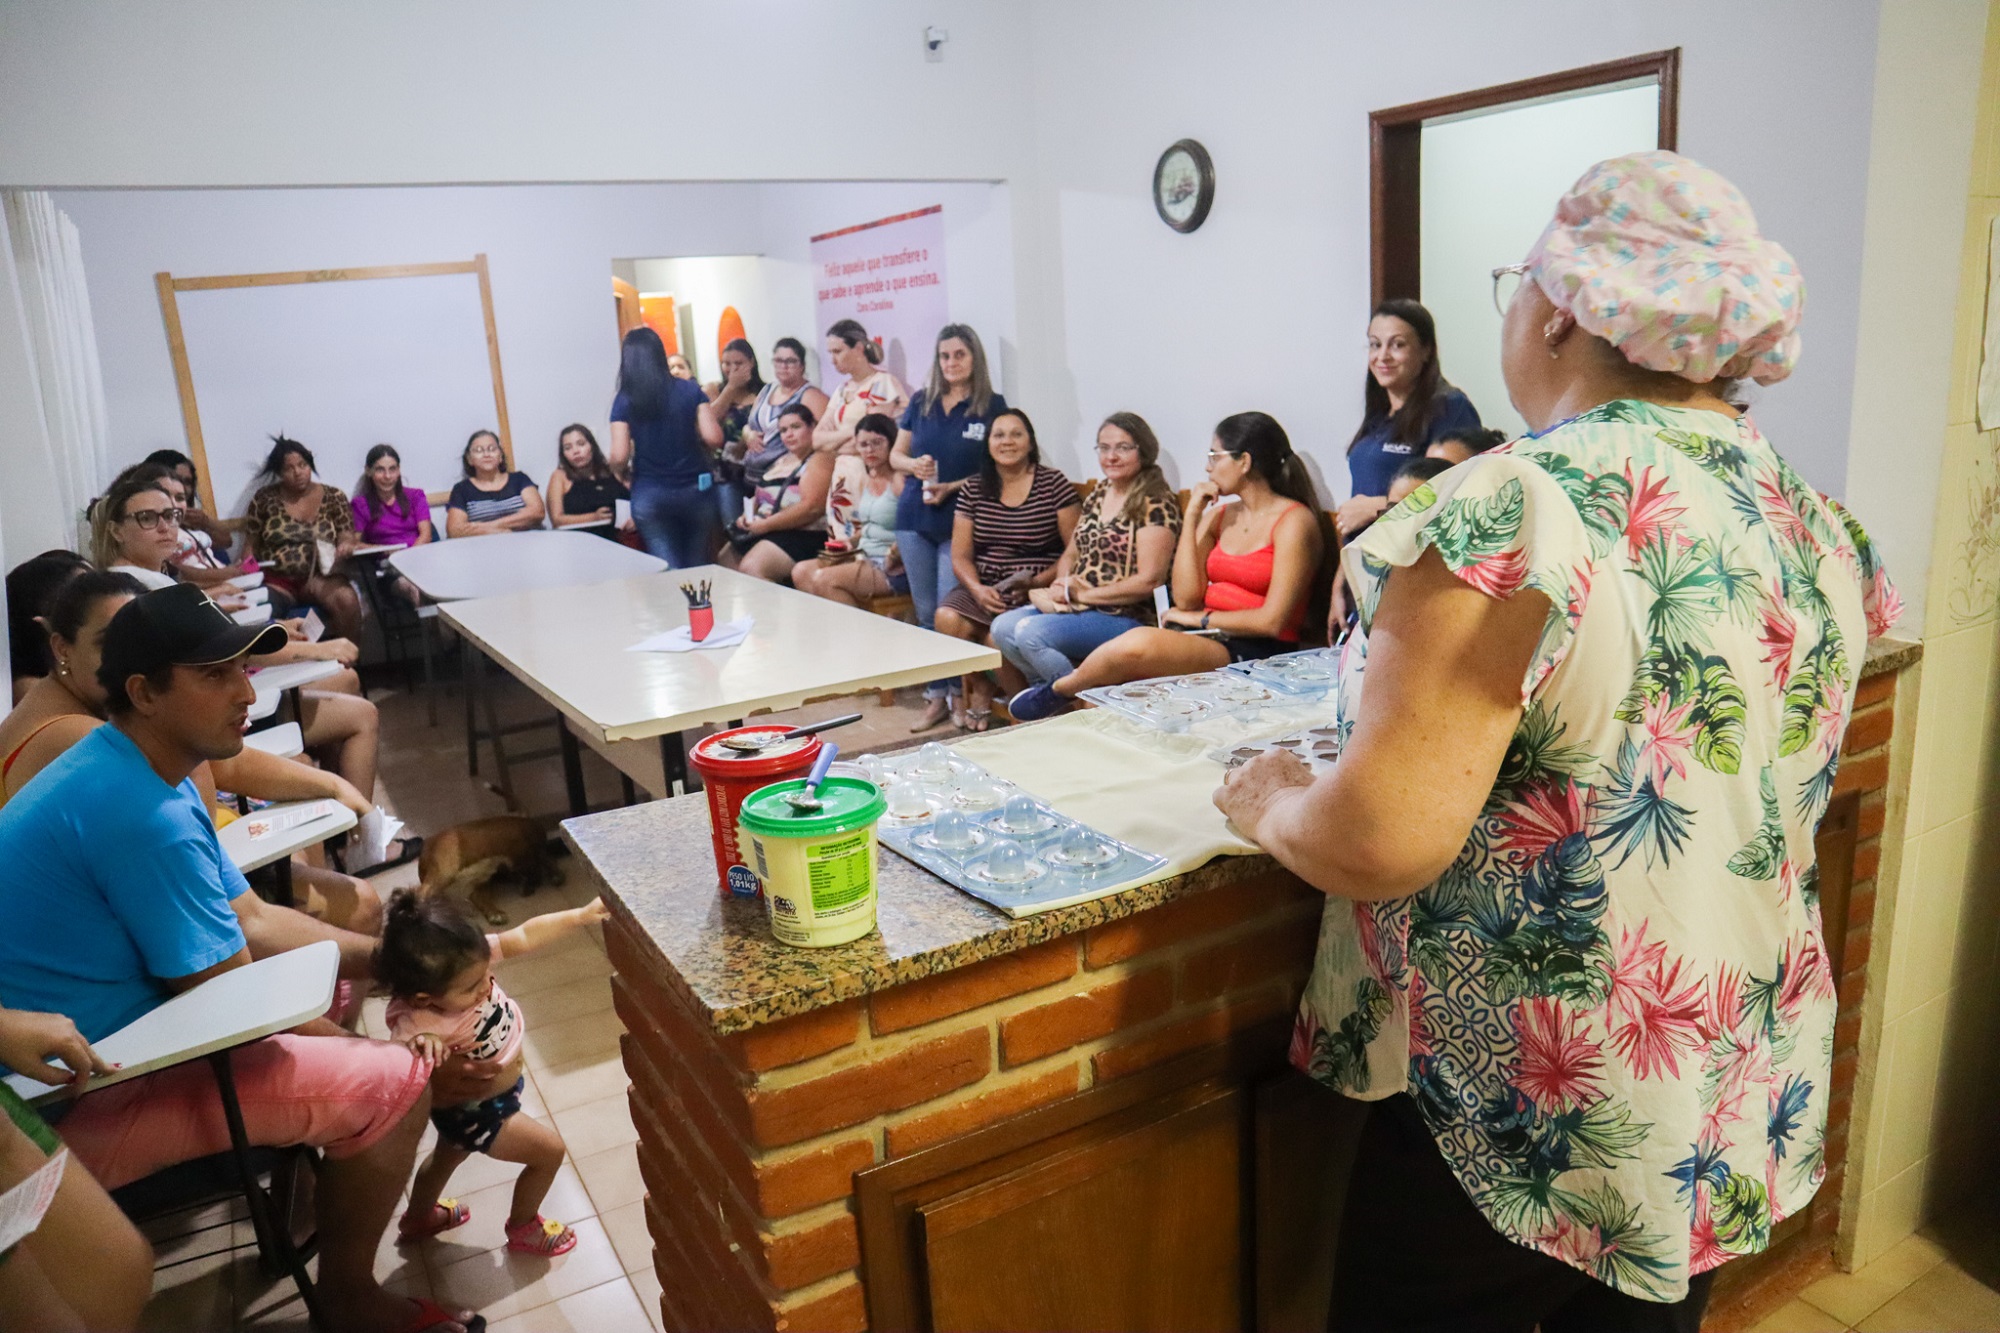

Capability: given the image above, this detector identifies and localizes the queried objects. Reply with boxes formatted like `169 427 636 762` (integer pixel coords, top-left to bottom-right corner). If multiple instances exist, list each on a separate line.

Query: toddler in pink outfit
377 889 608 1256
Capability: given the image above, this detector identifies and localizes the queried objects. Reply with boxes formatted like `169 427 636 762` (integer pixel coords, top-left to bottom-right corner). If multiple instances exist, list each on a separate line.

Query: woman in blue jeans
990 412 1181 688
608 326 724 569
891 324 1007 730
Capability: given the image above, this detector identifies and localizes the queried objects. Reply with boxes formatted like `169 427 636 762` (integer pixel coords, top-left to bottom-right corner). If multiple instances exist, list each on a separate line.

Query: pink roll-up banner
810 205 948 392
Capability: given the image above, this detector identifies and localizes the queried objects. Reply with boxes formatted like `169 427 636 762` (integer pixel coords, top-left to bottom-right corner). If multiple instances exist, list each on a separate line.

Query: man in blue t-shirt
0 585 483 1333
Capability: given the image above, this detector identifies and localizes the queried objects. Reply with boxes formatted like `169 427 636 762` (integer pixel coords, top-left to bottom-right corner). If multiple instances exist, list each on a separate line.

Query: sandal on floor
352 834 424 879
911 697 954 732
959 707 994 733
397 1296 486 1333
505 1214 580 1257
397 1197 469 1242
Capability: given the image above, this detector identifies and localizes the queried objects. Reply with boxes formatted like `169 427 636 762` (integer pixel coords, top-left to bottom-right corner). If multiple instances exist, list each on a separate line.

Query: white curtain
2 190 110 542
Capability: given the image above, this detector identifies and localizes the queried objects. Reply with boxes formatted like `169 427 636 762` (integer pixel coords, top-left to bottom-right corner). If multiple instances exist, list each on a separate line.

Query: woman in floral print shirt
1217 153 1899 1331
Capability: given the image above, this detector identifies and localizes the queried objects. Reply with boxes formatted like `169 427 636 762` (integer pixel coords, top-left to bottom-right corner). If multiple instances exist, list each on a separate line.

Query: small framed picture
1153 139 1215 233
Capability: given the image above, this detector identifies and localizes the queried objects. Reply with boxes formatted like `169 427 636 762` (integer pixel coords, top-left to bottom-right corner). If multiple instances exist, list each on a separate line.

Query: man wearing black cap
0 586 483 1333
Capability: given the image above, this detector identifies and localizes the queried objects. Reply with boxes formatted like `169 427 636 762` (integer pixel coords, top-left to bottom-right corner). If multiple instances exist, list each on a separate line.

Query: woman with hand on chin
1215 153 1899 1331
933 409 1079 731
446 430 545 538
813 319 908 457
1338 299 1481 540
1006 412 1330 720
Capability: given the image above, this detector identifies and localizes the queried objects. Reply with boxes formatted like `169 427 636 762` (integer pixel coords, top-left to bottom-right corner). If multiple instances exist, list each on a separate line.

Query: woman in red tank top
1007 412 1336 720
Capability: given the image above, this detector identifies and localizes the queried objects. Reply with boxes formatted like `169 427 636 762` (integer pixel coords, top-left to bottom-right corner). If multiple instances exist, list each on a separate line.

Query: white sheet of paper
1153 585 1171 621
241 798 343 841
627 615 753 653
0 1148 66 1254
300 609 325 642
1980 216 2000 432
615 498 632 528
315 539 338 576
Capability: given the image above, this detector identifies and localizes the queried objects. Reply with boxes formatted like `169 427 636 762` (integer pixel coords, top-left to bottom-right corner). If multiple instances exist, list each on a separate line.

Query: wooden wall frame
154 254 514 513
1368 49 1681 306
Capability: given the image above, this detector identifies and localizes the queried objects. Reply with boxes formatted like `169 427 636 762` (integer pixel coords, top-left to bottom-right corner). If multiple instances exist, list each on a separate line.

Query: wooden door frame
154 253 514 512
1368 49 1681 305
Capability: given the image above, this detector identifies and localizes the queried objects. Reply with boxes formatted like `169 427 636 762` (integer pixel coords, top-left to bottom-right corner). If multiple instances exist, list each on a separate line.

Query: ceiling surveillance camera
924 26 948 61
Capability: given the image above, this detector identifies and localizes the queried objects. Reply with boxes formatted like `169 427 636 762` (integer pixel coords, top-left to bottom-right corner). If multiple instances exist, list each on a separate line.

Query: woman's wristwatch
1200 612 1211 630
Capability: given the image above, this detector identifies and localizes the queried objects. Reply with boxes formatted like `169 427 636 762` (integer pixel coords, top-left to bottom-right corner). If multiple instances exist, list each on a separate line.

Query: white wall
1014 0 1879 503
54 180 1016 507
2 2 1889 557
1421 84 1664 441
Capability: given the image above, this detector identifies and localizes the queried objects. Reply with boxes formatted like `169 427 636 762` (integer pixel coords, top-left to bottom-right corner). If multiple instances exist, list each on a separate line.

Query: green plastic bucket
737 777 887 947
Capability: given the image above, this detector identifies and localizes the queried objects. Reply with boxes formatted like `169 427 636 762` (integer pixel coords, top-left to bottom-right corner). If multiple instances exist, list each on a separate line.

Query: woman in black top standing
546 424 632 541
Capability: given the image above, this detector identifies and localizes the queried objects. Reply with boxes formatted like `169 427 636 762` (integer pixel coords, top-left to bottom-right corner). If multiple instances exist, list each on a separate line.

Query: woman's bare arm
1216 548 1544 900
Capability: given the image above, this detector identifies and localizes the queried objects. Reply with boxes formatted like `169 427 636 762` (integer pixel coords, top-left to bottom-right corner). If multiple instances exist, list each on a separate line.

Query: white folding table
4 942 338 1108
387 529 666 602
217 797 358 908
439 564 1001 803
247 658 345 723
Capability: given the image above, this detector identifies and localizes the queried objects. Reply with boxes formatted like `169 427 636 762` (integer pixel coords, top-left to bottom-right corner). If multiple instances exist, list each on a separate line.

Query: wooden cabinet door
919 1082 1245 1333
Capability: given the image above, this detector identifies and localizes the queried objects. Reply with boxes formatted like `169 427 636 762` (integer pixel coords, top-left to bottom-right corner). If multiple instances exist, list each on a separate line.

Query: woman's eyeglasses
123 508 183 530
1095 443 1139 456
1492 263 1531 316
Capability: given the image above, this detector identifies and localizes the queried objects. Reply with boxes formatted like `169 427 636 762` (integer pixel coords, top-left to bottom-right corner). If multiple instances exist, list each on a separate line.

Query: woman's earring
1548 344 1560 360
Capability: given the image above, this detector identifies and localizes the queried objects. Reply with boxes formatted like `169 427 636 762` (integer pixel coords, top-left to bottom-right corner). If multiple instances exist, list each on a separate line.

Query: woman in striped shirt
934 408 1080 731
446 430 546 537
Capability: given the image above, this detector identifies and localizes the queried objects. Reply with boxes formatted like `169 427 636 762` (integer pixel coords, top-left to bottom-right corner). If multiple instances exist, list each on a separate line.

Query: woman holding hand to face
813 319 908 456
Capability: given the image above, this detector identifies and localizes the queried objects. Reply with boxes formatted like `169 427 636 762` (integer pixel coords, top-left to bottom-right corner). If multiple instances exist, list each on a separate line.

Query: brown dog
418 816 565 926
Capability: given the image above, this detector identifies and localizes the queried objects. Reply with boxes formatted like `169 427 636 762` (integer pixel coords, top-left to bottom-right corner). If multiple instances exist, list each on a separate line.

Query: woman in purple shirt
351 444 433 604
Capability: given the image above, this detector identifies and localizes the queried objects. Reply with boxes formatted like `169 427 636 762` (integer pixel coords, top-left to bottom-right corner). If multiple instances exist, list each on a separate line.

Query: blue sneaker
1007 683 1067 722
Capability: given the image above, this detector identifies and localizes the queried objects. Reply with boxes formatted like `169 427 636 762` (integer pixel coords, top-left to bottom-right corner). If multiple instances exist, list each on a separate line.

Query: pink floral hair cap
1527 150 1803 385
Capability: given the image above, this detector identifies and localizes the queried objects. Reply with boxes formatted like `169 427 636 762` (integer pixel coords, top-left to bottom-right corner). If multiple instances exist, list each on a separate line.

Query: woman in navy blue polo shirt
608 326 725 569
1337 299 1482 540
890 324 1008 731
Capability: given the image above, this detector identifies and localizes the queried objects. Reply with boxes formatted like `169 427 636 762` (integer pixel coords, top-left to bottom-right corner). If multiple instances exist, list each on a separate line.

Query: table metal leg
660 732 688 797
462 636 479 777
272 856 295 910
476 647 519 810
558 716 588 817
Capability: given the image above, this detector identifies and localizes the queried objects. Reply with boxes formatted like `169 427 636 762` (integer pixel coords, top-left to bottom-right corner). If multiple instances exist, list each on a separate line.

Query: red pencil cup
689 604 714 641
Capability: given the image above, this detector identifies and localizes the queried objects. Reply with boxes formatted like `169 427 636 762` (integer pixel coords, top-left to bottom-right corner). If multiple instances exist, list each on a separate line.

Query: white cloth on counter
949 707 1259 874
627 615 752 653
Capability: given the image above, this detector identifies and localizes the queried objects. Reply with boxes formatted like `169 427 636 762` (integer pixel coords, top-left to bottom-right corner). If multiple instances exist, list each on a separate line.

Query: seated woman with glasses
1008 412 1334 721
91 476 259 618
989 412 1182 691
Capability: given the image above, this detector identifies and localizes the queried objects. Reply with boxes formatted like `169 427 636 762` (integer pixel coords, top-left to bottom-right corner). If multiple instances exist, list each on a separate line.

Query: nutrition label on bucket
807 831 874 911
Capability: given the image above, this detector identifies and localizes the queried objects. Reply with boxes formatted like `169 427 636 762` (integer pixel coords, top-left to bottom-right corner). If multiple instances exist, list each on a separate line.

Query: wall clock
1153 139 1215 233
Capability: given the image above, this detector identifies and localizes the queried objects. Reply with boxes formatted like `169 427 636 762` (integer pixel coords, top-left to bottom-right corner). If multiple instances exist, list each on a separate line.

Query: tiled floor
138 659 953 1331
1749 1203 2000 1332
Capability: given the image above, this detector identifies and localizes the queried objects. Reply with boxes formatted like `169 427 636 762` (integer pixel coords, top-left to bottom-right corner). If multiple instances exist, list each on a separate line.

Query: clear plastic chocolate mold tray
852 744 1170 917
1076 669 1322 735
1210 723 1344 774
1228 647 1341 697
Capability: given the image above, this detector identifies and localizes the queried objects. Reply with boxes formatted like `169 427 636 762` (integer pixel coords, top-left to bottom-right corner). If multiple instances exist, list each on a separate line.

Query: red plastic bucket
689 726 824 897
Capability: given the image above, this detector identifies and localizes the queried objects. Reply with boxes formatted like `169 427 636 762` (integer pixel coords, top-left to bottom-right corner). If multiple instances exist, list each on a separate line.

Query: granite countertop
563 791 1279 1035
1862 634 1921 678
569 635 1921 1037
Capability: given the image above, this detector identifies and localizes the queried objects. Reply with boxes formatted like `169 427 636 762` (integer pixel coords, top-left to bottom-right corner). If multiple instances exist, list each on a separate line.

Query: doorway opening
1370 50 1680 435
609 253 811 390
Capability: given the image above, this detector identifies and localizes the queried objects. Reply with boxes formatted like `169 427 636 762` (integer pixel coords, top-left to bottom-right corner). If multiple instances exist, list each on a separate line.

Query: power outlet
924 25 948 62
